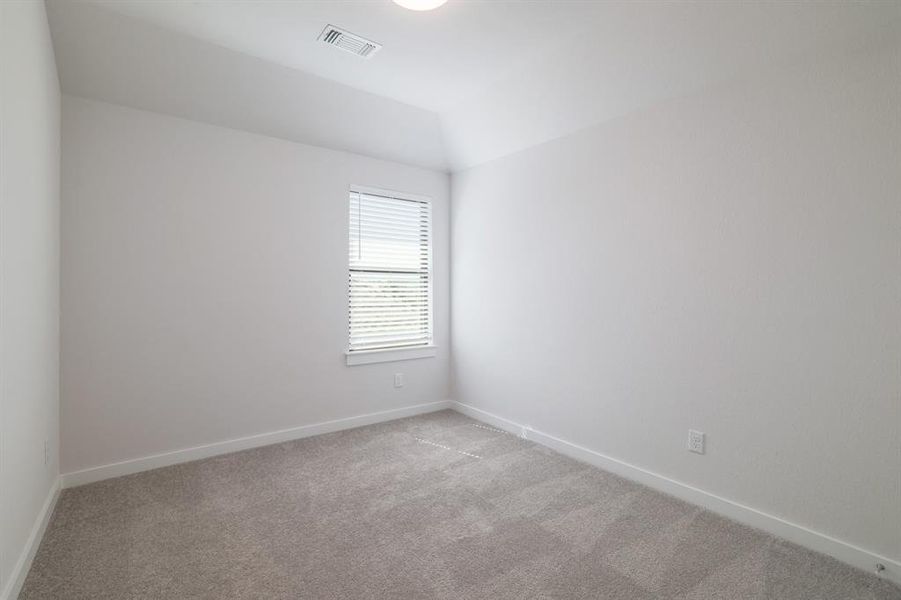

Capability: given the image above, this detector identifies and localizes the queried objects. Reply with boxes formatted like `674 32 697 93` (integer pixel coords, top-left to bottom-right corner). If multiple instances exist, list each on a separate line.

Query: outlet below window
688 430 705 454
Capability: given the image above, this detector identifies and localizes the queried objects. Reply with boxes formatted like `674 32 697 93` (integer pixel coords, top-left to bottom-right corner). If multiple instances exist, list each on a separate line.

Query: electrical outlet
520 425 533 440
688 429 705 454
394 373 404 388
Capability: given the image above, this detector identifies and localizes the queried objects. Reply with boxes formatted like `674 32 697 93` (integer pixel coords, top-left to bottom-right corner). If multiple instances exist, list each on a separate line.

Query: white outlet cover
688 429 705 454
394 373 404 388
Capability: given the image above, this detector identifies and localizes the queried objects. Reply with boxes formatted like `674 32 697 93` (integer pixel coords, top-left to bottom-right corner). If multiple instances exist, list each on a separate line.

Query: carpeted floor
21 410 900 599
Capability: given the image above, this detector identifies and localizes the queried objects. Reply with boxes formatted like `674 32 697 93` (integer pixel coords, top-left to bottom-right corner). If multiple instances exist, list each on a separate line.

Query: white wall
0 0 61 596
452 39 901 564
61 96 450 474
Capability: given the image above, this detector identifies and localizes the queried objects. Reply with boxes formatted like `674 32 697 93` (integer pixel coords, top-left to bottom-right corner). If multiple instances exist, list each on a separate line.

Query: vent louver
317 25 381 59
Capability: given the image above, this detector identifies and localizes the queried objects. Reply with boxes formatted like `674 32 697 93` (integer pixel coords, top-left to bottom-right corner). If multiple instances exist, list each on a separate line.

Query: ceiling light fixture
392 0 448 11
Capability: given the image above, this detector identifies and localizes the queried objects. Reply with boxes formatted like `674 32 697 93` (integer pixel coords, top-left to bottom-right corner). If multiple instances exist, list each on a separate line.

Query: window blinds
348 189 432 352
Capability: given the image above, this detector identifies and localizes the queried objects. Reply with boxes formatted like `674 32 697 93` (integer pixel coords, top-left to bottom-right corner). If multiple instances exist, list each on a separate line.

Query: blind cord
355 191 362 261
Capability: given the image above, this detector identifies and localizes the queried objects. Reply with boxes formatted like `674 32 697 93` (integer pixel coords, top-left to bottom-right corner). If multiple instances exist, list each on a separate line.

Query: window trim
345 345 437 366
346 185 434 366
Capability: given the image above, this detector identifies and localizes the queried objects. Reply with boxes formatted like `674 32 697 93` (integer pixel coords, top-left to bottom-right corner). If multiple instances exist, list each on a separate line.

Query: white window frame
345 184 436 366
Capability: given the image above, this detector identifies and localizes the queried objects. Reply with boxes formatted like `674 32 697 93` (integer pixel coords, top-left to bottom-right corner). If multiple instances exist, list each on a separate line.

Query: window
347 186 434 365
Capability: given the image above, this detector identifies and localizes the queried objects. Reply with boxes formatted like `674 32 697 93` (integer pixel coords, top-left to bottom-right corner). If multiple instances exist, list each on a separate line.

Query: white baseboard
61 400 451 488
0 478 60 600
450 401 901 588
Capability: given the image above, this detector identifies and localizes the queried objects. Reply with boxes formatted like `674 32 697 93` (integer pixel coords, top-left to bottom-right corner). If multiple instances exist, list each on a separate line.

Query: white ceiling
441 1 901 168
82 0 614 113
47 1 448 170
48 0 901 172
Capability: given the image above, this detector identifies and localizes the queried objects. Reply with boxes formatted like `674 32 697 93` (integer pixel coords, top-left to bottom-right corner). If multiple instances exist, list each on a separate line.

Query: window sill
345 346 437 366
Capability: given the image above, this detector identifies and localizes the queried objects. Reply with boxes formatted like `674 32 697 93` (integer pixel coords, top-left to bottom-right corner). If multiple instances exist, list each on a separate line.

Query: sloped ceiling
47 1 448 171
47 1 901 173
441 1 901 169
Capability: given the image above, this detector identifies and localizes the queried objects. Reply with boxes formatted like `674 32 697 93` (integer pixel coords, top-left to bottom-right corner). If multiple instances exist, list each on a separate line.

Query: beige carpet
21 410 900 599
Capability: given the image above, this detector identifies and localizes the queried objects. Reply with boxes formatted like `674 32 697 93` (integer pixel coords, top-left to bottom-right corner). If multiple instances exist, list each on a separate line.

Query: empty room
2 0 900 598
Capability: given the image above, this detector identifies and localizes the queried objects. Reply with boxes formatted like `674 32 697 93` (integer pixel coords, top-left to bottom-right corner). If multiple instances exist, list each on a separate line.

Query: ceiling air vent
317 25 382 59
